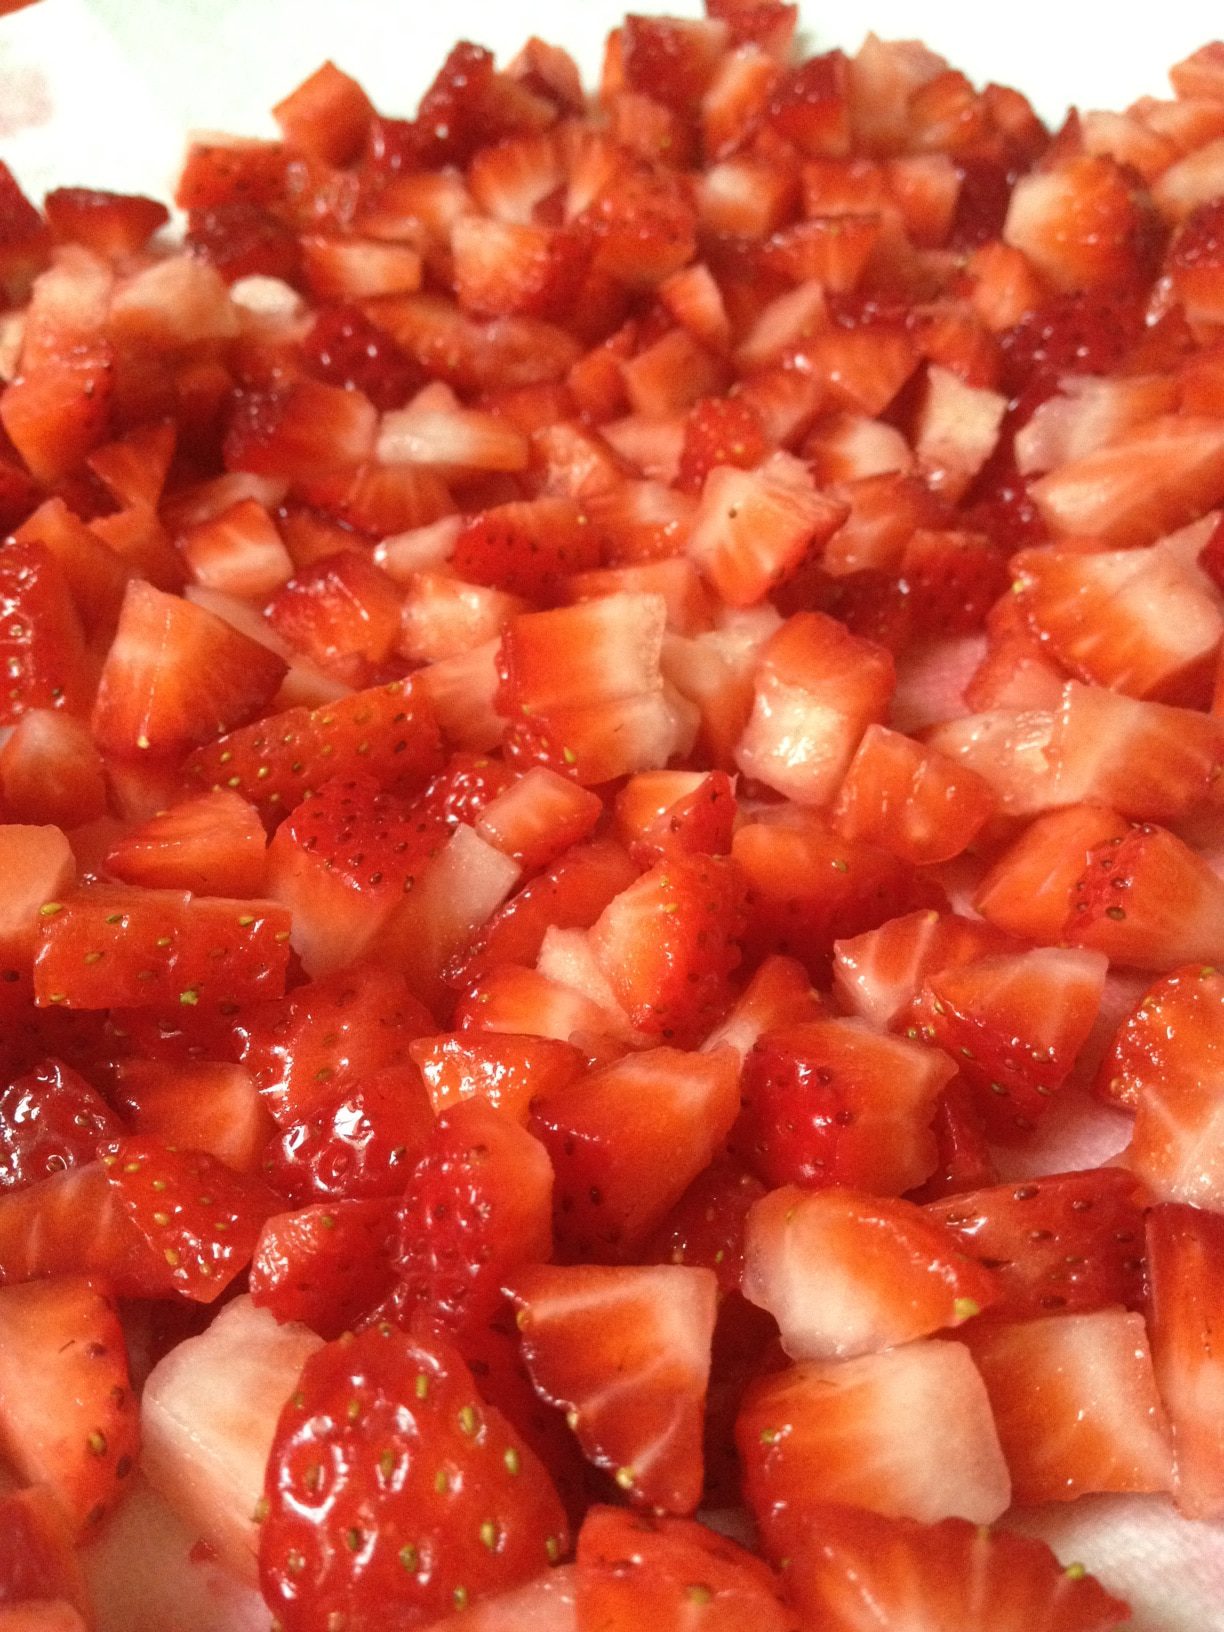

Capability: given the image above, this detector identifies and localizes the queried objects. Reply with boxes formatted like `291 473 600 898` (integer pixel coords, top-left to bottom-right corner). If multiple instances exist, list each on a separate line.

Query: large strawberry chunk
259 1322 569 1630
249 1197 399 1339
0 1058 120 1192
1064 822 1224 970
0 543 92 727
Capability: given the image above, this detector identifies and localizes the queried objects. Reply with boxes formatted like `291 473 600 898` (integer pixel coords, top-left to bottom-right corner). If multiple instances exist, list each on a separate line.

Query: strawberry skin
249 1197 399 1339
0 1058 121 1191
259 1322 569 1631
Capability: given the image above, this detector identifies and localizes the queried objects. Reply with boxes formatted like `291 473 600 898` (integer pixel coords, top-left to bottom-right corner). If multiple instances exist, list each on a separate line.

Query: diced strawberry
12 498 139 634
1146 1202 1224 1518
736 613 895 804
249 1197 399 1339
300 235 423 302
0 1163 160 1294
392 1100 552 1334
189 677 443 821
273 60 373 164
451 962 622 1045
0 342 114 485
831 909 1015 1030
530 1045 740 1261
908 1077 998 1203
184 201 301 283
899 527 1010 634
471 767 601 874
742 1184 998 1360
265 552 403 686
34 886 291 1010
236 965 433 1126
378 384 531 475
410 1031 583 1127
175 137 293 211
1125 978 1224 1209
42 186 167 260
178 499 294 601
114 1058 274 1176
506 1261 717 1514
451 497 601 602
91 580 286 759
301 304 421 413
909 947 1107 1141
1004 154 1160 292
0 1276 138 1532
105 789 267 897
1096 963 1224 1112
0 1058 120 1192
1065 821 1224 969
452 217 589 321
973 804 1132 943
224 379 378 482
259 1321 568 1630
923 1167 1148 1322
0 1485 87 1618
581 167 698 288
779 1504 1128 1632
612 769 735 865
0 541 93 726
574 1505 797 1632
831 724 997 865
587 854 746 1046
398 570 525 666
738 1340 1010 1536
2 711 108 828
963 1308 1174 1504
733 1018 952 1194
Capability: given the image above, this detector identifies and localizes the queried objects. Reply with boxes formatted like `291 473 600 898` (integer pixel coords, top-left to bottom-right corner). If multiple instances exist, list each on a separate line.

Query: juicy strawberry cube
0 1058 120 1192
249 1196 399 1338
272 60 374 164
178 499 295 600
612 768 736 864
301 304 421 413
409 1031 584 1124
224 379 378 481
1097 963 1224 1112
115 1058 275 1177
1004 154 1159 292
105 788 268 897
1064 822 1224 970
831 909 1015 1030
0 341 114 485
972 803 1132 944
451 217 589 320
265 552 403 686
832 724 997 865
450 497 601 603
1147 1202 1224 1519
0 542 92 726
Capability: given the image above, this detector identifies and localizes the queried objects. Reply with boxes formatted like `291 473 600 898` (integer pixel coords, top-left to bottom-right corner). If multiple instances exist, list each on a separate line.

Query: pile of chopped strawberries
4 3 1224 1629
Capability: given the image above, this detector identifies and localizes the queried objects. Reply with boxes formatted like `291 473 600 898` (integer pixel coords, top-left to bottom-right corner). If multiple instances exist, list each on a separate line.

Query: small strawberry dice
687 453 846 607
832 724 997 865
0 542 93 726
1147 1202 1224 1518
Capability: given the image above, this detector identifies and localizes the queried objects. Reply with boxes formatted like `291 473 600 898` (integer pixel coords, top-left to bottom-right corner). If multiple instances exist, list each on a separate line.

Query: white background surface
0 0 1223 203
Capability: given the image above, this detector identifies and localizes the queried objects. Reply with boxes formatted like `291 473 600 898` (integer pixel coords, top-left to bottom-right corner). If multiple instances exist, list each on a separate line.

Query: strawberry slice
189 677 443 821
472 767 603 874
0 1276 139 1533
224 378 378 482
742 1185 999 1361
973 804 1131 944
738 1340 1011 1538
0 1058 120 1192
1064 822 1224 970
393 1100 553 1334
451 498 601 604
780 1504 1129 1632
587 853 747 1046
1146 1202 1224 1519
909 947 1107 1141
115 1057 274 1177
832 909 1015 1030
831 724 997 865
259 1322 568 1630
0 1163 163 1296
0 709 107 830
530 1045 740 1262
34 886 292 1010
675 396 770 496
44 185 168 259
104 788 268 897
963 1309 1174 1505
1125 977 1224 1210
733 1019 953 1195
923 1168 1148 1322
91 580 286 759
0 342 114 486
574 1505 798 1632
265 553 403 687
249 1197 399 1339
505 1262 718 1514
301 304 421 413
0 542 93 726
1097 963 1224 1111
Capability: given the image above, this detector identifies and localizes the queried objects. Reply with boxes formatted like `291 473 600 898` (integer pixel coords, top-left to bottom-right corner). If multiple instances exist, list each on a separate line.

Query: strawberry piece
91 580 286 759
1004 154 1159 293
738 1340 1010 1536
101 1136 275 1302
114 1057 274 1176
189 677 443 821
259 1322 569 1630
273 61 374 165
582 168 698 288
473 767 602 873
736 613 894 805
587 854 747 1046
923 1168 1148 1322
0 1058 120 1192
1064 822 1224 969
184 202 301 284
105 788 268 897
963 1309 1174 1504
0 342 114 485
34 887 291 1010
909 1077 998 1203
702 955 826 1061
452 498 601 604
175 137 292 210
236 966 433 1126
832 724 997 865
265 553 403 686
1097 963 1224 1111
0 542 92 726
0 1276 138 1532
973 804 1131 944
0 1485 87 1617
301 305 420 413
224 379 378 482
909 947 1107 1141
393 1100 553 1334
675 396 770 496
452 218 589 321
831 909 1015 1030
408 753 517 832
733 1019 952 1195
1147 1202 1224 1518
765 49 851 154
574 1505 798 1632
687 455 846 608
1125 976 1224 1209
612 769 736 866
410 1031 585 1124
898 527 1009 633
620 15 727 113
742 1185 999 1361
780 1504 1129 1632
261 1062 435 1204
506 1261 717 1514
249 1197 399 1339
0 1163 161 1295
530 1045 740 1262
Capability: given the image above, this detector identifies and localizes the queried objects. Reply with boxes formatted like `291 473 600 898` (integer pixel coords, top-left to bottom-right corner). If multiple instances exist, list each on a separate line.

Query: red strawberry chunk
410 1031 585 1124
832 724 997 865
451 497 602 603
506 1261 718 1514
0 542 92 726
923 1167 1148 1322
675 396 770 496
973 804 1131 944
0 1276 139 1533
0 342 114 486
687 455 846 609
45 187 168 260
1065 822 1224 970
301 304 421 413
115 1057 273 1176
265 553 403 686
0 1058 120 1192
1147 1202 1224 1518
34 887 291 1011
91 580 287 759
473 766 603 873
273 61 374 165
832 909 1015 1031
224 379 378 482
393 1100 553 1334
259 1322 569 1631
185 201 302 284
1097 962 1224 1112
249 1197 399 1339
0 1484 88 1615
105 788 268 897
